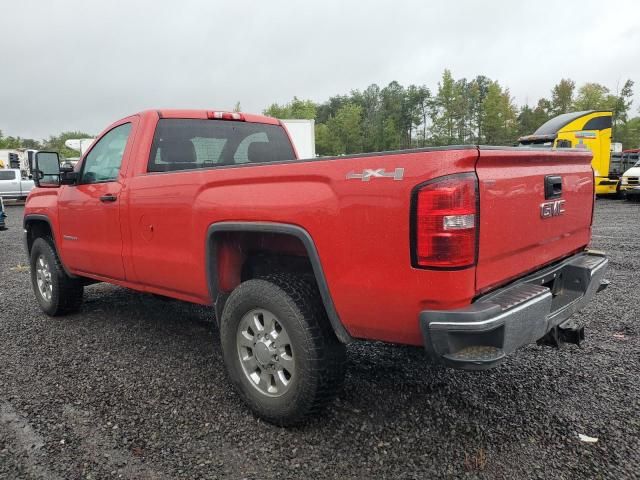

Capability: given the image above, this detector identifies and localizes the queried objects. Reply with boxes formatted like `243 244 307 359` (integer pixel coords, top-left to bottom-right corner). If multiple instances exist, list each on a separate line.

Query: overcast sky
2 0 639 140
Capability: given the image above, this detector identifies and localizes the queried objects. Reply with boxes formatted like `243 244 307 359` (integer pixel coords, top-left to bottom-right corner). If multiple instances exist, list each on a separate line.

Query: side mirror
34 151 61 188
60 164 79 185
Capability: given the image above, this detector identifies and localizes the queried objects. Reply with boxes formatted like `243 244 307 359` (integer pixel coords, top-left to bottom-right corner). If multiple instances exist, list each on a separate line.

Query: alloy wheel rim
35 255 53 302
236 308 295 397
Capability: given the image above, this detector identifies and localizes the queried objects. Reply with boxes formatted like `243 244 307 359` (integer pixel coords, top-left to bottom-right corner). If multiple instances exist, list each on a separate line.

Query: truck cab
519 110 616 195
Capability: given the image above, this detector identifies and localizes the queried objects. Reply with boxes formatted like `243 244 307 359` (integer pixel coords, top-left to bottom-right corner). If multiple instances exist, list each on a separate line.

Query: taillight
411 173 478 269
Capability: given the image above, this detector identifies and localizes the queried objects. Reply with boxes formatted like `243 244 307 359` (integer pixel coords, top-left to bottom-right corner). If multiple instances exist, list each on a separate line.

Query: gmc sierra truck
25 109 608 425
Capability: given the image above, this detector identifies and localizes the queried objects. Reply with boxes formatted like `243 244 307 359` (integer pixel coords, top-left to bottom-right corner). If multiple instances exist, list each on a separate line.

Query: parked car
0 168 34 200
620 149 640 200
25 109 608 425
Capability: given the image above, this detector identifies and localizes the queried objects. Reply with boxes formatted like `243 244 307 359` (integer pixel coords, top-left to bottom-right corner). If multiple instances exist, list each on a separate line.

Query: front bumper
420 251 608 370
595 178 618 195
622 186 640 196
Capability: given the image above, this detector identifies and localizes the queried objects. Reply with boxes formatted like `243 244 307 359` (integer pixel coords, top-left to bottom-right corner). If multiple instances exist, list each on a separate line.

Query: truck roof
148 109 281 125
533 110 612 135
518 110 612 143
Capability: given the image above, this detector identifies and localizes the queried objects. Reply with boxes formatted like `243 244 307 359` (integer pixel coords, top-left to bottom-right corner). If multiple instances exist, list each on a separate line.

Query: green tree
44 131 94 159
326 103 363 154
352 84 384 152
315 123 335 156
482 82 518 145
533 98 553 126
431 69 456 144
380 81 408 149
316 95 349 124
551 78 575 115
263 97 316 119
452 79 473 143
408 85 432 147
573 83 612 110
611 79 634 139
264 74 636 153
468 75 491 143
517 105 537 138
518 98 553 138
617 117 640 149
0 135 22 149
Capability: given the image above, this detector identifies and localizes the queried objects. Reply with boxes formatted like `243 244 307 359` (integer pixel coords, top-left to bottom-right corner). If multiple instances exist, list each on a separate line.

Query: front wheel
220 273 346 426
30 237 84 316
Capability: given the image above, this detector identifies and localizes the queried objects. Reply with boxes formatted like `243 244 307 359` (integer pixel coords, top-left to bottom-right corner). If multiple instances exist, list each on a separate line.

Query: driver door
57 120 136 280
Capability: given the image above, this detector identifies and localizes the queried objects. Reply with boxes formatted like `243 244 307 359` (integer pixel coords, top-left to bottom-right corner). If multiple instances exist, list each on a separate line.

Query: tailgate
475 147 594 293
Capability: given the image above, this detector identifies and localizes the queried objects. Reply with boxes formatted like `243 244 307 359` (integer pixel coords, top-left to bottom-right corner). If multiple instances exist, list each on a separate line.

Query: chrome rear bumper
419 251 608 370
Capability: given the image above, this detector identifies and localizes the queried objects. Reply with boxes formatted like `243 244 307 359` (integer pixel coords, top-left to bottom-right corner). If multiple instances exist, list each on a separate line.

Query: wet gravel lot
1 200 638 479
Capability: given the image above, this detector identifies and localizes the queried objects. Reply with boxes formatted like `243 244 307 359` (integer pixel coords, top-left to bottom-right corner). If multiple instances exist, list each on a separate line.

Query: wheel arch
23 214 75 277
23 214 56 255
206 222 353 344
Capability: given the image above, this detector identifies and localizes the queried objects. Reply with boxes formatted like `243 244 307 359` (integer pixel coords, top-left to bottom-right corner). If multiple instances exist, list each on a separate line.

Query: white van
620 150 640 200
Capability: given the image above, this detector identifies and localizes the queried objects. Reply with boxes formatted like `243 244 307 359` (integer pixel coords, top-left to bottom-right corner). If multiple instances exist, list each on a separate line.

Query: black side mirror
34 151 61 188
60 165 80 185
60 164 79 185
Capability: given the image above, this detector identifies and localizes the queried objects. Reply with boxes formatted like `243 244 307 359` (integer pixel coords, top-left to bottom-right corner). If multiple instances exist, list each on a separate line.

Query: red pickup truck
25 109 608 425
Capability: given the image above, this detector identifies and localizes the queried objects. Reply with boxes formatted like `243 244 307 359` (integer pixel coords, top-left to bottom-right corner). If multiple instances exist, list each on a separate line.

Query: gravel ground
0 200 638 480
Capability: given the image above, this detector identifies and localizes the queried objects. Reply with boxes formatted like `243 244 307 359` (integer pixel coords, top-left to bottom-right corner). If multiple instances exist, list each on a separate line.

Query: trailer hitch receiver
537 319 585 348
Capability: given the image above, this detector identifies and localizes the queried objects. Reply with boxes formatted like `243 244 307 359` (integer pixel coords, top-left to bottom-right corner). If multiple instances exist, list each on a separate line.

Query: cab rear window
148 119 296 172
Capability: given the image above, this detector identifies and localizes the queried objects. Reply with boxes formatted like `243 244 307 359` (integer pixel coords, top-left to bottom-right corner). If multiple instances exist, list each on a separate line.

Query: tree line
1 71 638 159
0 130 93 158
263 70 639 156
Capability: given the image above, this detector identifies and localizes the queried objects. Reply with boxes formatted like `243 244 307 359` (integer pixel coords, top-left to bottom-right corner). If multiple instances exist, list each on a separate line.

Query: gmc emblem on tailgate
540 199 566 218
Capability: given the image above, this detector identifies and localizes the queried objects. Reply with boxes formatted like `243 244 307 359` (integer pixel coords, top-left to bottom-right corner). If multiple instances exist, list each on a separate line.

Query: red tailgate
475 147 594 293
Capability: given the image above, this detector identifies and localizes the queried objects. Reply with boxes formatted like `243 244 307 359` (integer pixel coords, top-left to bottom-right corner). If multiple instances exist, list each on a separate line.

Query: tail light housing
411 173 478 269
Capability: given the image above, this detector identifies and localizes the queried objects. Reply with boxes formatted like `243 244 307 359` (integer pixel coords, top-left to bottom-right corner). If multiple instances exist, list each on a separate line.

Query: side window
81 123 132 184
0 171 16 180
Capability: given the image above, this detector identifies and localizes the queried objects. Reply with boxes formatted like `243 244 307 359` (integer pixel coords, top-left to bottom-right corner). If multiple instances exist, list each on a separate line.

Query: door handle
100 194 117 202
544 175 562 199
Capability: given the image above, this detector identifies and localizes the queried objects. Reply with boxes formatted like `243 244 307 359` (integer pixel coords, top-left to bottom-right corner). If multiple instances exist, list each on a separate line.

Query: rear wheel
30 237 84 316
220 273 346 426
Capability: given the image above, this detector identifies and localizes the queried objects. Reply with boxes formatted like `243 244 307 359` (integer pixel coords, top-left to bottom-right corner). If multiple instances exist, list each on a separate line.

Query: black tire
220 273 347 426
30 237 84 316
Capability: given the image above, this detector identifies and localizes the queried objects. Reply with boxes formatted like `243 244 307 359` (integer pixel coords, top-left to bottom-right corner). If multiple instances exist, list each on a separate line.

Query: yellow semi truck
519 110 616 195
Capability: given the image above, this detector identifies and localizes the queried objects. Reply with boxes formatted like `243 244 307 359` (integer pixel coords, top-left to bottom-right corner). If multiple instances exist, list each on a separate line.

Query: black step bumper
419 251 608 370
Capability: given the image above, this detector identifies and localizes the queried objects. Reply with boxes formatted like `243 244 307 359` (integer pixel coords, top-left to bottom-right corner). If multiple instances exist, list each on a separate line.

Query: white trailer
64 138 95 155
281 119 316 159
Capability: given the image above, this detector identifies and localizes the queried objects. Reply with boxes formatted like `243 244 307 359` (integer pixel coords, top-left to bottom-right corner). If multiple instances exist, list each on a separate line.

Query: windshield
627 153 640 168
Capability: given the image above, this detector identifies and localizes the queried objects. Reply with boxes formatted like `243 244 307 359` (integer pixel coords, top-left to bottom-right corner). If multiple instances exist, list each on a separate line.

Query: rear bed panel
475 148 594 293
